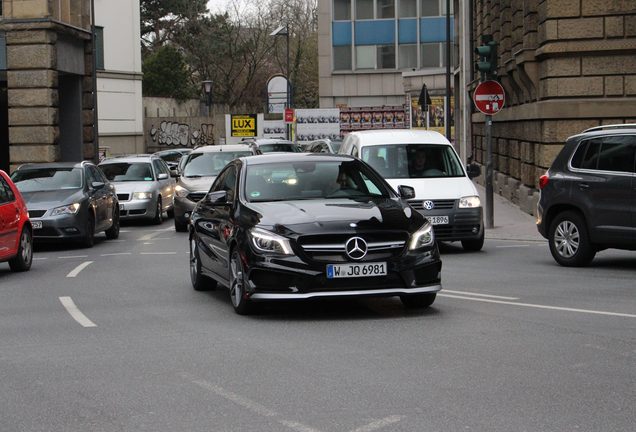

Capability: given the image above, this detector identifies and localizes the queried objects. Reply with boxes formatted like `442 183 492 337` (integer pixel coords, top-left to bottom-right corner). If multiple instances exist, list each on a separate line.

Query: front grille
117 193 130 201
187 192 206 202
28 210 46 218
299 232 408 263
129 209 146 215
433 224 481 241
33 227 59 237
409 199 456 210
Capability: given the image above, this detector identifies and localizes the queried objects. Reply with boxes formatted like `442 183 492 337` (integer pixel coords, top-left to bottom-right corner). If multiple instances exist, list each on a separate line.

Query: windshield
100 162 154 182
330 142 342 152
12 168 83 192
258 143 302 153
183 152 252 177
361 144 465 179
245 160 391 202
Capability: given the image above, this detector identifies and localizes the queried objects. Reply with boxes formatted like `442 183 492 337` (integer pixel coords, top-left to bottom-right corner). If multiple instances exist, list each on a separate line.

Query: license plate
119 204 125 211
327 262 387 279
428 216 449 225
32 221 43 229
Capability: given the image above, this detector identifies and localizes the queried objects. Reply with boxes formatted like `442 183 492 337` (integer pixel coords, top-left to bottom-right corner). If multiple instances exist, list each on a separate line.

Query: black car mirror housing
467 163 481 179
398 185 415 200
206 190 229 206
91 181 105 190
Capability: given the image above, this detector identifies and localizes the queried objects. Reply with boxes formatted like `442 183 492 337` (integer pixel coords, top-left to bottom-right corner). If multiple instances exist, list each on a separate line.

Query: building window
355 45 376 69
420 0 440 16
334 0 352 20
399 44 417 69
334 46 353 70
420 42 441 68
399 0 417 17
356 0 374 19
377 44 395 68
94 26 104 70
377 0 395 18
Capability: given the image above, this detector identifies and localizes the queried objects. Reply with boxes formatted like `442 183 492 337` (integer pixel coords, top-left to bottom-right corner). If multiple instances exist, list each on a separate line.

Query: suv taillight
539 174 549 190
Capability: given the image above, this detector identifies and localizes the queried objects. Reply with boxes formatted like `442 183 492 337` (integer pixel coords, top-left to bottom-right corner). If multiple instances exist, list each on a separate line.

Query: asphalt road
1 220 634 432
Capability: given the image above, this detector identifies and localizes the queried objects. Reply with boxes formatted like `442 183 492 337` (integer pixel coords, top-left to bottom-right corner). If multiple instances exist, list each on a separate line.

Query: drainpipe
91 0 99 163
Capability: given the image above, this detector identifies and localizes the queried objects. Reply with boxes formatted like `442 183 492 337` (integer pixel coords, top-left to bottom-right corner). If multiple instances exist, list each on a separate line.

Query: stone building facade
0 0 96 173
470 0 636 214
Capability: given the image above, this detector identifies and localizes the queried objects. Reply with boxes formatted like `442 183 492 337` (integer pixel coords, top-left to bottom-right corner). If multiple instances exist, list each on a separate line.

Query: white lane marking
110 240 126 242
100 252 132 257
33 257 48 261
349 416 403 432
140 252 177 255
66 261 93 278
143 242 153 245
118 229 131 233
139 231 162 241
495 244 530 249
152 237 175 240
59 296 97 327
279 421 323 432
442 289 519 300
438 294 636 318
59 255 89 259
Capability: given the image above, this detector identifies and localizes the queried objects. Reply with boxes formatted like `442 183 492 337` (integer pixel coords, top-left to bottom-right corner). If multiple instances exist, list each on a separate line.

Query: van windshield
361 144 465 179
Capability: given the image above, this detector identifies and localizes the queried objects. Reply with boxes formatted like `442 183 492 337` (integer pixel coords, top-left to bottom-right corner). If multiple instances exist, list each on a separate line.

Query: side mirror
91 181 105 190
206 190 229 206
157 173 169 180
467 163 481 179
170 169 179 178
397 185 416 200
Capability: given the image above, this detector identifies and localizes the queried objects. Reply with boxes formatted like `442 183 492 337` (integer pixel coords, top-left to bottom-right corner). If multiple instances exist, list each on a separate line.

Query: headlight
409 222 434 250
50 203 81 216
175 185 189 198
459 195 481 208
249 227 293 255
133 192 153 200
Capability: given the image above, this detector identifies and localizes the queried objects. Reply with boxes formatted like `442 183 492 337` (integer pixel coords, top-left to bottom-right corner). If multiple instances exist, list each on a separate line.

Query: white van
339 130 484 251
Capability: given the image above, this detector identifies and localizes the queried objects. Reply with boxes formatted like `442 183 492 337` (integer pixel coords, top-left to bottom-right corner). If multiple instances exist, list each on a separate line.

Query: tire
229 249 254 315
152 197 163 225
461 231 485 251
548 210 596 267
8 227 33 272
105 207 120 240
174 217 188 232
190 237 216 291
400 293 436 309
81 214 95 248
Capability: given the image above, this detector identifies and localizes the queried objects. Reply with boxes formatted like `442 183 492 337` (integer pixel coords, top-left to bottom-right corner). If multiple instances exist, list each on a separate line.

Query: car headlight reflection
249 227 293 255
175 185 189 198
50 203 81 216
459 195 481 208
133 192 153 200
409 222 434 250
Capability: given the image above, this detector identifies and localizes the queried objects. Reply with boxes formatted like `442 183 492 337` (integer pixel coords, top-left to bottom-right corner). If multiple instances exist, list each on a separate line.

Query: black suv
537 124 636 266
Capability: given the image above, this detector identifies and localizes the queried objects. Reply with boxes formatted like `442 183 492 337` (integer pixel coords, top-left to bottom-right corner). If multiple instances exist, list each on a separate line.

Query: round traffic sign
473 80 506 115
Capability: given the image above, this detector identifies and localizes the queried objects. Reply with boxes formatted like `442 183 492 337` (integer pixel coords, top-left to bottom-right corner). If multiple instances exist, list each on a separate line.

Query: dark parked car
537 124 636 266
189 153 442 314
154 148 192 172
0 170 32 271
11 162 120 247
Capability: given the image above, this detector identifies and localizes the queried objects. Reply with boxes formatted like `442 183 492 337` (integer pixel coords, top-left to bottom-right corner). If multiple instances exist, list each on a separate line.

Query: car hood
111 181 156 194
20 189 85 210
385 177 478 200
179 176 216 192
245 197 423 235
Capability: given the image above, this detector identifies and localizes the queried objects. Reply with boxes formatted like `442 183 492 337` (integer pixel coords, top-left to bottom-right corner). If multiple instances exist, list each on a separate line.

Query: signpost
284 108 294 124
230 114 257 138
473 80 505 229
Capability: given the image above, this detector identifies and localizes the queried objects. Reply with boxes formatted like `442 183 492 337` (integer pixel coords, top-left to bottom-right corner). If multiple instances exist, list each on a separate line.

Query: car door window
571 139 601 170
211 166 237 203
88 166 105 185
85 166 99 186
597 136 636 173
0 177 14 204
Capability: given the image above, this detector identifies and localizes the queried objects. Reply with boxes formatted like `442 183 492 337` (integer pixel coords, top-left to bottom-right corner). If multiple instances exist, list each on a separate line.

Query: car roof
568 125 636 141
191 144 254 153
241 152 355 166
99 155 157 164
345 129 451 145
251 139 295 145
16 161 87 170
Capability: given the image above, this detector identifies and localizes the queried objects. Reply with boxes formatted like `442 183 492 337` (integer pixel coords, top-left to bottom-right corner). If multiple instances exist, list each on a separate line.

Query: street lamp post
202 80 213 116
270 25 291 140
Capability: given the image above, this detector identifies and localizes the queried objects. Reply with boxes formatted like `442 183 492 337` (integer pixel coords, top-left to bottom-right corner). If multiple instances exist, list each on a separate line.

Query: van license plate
32 221 43 229
327 262 387 279
428 216 449 225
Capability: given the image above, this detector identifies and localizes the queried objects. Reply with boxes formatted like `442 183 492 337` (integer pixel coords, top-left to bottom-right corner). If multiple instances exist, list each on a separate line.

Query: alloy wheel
229 254 244 308
554 220 580 258
21 230 32 265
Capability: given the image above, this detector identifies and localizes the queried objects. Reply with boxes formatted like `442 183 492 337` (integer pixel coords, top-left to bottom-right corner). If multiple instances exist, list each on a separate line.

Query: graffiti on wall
149 121 215 147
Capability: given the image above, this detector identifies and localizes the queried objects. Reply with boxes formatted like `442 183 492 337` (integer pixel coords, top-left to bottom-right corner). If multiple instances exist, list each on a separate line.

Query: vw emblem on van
423 200 435 210
345 237 368 260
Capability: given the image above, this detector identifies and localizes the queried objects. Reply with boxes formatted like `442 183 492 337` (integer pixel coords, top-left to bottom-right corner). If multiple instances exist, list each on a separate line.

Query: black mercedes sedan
189 153 442 314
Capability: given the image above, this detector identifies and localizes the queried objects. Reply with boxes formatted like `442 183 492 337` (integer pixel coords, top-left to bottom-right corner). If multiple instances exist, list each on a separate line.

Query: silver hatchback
99 155 176 224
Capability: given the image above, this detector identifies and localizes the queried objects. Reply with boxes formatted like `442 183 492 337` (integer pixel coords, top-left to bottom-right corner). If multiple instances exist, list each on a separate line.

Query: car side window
571 139 601 170
88 166 106 184
351 146 359 158
210 165 237 202
85 166 99 186
152 160 165 178
597 136 636 173
94 166 109 183
0 177 15 204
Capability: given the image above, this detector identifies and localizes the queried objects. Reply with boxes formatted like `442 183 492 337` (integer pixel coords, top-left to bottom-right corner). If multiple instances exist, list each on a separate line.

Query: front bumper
118 198 156 220
242 246 442 301
173 195 198 225
30 214 88 240
416 207 483 242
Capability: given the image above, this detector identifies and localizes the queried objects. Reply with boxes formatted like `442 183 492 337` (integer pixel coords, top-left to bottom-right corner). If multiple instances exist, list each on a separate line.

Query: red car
0 170 32 272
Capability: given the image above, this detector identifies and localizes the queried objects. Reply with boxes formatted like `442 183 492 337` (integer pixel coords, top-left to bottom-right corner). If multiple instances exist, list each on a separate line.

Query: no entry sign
473 80 506 115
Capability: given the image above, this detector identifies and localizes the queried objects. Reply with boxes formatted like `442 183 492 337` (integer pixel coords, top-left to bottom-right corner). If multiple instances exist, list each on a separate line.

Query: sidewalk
475 185 545 242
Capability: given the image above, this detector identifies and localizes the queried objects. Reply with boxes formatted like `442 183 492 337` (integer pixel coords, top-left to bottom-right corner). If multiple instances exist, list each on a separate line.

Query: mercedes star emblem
345 237 368 260
423 200 435 210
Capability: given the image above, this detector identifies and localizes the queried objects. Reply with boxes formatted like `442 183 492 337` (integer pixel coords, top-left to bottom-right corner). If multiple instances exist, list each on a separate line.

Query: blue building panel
332 22 352 46
420 17 454 43
398 19 417 44
354 20 395 45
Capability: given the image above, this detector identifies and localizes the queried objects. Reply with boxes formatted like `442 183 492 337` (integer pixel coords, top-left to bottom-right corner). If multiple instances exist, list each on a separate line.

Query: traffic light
475 35 497 81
